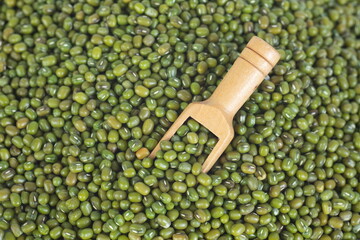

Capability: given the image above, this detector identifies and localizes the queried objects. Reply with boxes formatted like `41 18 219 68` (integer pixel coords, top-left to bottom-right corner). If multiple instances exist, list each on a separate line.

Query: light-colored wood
150 36 280 173
240 48 273 76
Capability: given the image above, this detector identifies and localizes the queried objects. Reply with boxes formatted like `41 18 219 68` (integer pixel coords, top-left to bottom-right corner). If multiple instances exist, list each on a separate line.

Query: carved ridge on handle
245 46 275 67
238 54 267 77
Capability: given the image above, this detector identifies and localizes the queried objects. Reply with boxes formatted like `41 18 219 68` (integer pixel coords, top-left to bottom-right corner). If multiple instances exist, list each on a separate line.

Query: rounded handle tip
247 36 280 67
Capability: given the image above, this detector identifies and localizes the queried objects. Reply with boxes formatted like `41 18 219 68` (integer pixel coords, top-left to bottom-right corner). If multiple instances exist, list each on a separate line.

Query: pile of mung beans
0 0 359 239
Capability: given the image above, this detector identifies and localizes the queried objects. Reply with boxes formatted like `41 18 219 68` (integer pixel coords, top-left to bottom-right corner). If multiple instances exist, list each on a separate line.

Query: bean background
0 0 359 239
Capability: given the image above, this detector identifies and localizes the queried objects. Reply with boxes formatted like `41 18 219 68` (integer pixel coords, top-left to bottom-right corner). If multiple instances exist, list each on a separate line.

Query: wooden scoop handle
205 36 280 118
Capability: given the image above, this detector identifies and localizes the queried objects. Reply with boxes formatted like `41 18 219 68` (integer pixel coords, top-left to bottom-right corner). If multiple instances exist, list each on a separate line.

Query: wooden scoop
149 36 280 173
